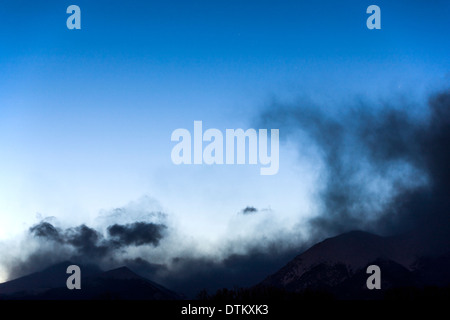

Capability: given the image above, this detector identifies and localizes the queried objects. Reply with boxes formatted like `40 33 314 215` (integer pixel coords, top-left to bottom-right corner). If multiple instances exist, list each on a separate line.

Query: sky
0 0 449 290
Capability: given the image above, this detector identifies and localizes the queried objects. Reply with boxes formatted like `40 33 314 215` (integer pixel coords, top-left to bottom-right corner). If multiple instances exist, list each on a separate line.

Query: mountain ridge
258 230 450 298
0 262 180 300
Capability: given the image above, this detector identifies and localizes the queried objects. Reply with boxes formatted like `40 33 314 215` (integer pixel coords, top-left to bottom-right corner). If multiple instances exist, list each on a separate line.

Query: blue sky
0 0 449 279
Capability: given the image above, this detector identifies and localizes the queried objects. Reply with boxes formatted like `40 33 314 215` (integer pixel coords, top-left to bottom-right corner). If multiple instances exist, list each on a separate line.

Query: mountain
0 261 101 296
0 262 180 300
258 230 450 299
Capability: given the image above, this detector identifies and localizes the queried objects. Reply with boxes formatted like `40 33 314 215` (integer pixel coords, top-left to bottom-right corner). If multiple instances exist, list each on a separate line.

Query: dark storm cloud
16 220 169 276
29 222 62 241
107 222 167 246
241 206 258 215
260 89 450 250
29 222 112 258
65 224 111 258
29 221 167 251
373 92 450 249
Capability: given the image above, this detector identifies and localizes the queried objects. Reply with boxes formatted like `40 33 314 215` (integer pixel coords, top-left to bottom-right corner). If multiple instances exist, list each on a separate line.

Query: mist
1 89 449 297
260 88 450 250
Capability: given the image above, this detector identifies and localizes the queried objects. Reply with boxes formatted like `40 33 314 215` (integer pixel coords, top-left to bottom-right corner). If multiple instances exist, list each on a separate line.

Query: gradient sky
1 1 450 282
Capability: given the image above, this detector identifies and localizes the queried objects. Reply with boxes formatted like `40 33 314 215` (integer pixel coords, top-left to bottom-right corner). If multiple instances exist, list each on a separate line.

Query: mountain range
1 230 449 300
0 261 180 300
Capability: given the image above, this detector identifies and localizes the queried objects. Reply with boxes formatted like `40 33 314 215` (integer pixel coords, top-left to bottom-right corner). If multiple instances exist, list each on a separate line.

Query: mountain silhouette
258 230 450 299
3 231 450 300
0 262 180 300
0 261 101 296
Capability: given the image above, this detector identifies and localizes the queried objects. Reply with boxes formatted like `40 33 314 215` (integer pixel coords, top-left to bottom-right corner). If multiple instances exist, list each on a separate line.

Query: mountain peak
99 266 142 280
260 230 392 290
259 229 440 294
0 262 181 300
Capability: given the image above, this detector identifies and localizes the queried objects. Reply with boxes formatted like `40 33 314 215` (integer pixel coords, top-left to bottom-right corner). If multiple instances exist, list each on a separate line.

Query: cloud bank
260 89 450 250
